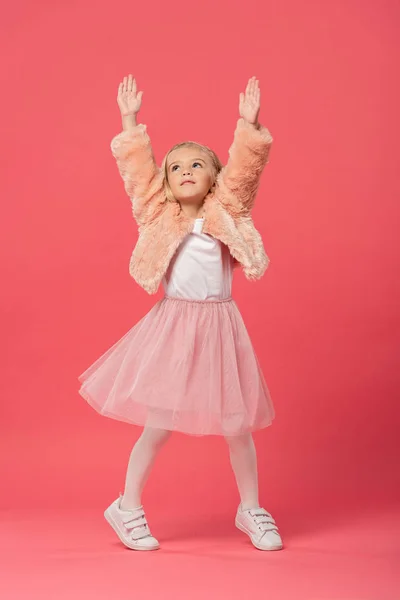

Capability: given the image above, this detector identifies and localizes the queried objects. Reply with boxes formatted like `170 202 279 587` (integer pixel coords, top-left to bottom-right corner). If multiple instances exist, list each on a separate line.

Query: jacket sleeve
216 118 273 216
110 123 164 225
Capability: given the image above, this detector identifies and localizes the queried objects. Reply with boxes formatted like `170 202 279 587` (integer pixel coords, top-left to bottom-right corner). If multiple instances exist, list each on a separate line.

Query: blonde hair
161 141 223 204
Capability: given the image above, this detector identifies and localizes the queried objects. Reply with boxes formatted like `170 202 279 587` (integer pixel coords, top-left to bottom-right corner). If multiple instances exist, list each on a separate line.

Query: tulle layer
78 296 275 436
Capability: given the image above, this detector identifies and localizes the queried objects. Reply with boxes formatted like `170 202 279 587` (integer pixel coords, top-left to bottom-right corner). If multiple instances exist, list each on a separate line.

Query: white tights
120 426 260 511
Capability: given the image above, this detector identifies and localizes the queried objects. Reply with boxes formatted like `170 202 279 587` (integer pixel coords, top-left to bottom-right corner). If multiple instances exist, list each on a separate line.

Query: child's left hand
239 76 261 126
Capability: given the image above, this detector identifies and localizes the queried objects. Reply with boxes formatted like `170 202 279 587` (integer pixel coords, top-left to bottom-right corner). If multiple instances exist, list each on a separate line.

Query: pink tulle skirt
78 295 275 436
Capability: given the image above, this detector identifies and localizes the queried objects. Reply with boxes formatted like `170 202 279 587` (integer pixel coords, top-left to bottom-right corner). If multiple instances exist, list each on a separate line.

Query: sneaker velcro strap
255 515 276 525
250 509 275 521
249 508 270 517
249 509 279 532
130 526 151 541
123 516 148 530
123 516 151 540
121 509 145 524
259 522 279 532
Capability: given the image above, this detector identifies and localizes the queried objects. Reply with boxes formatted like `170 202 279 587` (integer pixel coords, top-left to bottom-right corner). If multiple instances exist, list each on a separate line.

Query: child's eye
171 162 202 172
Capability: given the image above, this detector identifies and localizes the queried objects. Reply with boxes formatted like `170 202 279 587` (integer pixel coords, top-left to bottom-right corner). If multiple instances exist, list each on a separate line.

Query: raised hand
117 74 143 117
239 76 261 126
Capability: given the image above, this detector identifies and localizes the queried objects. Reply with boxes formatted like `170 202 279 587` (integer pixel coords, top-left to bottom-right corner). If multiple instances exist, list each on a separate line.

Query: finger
123 76 127 92
254 80 259 100
246 76 255 99
250 76 256 97
127 74 133 92
248 80 254 100
132 78 137 95
118 82 123 97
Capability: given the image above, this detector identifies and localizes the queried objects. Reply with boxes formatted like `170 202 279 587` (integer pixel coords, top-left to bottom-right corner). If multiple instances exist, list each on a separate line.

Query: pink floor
1 506 398 600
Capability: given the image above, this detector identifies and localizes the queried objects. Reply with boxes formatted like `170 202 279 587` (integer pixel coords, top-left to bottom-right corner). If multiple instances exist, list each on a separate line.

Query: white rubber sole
235 519 283 551
104 508 160 551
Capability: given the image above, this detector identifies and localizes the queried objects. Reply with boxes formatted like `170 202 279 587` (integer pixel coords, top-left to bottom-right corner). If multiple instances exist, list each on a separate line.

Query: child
78 74 283 552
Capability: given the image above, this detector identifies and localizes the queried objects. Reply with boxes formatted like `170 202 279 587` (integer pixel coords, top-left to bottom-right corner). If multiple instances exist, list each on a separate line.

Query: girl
78 74 283 552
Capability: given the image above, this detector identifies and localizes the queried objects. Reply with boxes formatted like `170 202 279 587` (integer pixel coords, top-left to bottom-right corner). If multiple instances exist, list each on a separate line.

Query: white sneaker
235 504 283 551
104 496 160 551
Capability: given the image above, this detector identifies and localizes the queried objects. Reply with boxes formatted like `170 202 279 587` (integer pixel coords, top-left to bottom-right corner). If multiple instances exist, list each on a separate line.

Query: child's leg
224 433 260 510
120 426 172 510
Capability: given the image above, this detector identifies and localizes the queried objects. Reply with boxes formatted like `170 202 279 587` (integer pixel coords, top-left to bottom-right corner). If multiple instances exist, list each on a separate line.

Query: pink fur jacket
110 118 273 295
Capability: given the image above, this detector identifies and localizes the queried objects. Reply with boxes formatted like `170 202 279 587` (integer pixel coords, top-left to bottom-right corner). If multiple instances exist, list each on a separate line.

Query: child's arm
216 77 273 215
110 75 163 225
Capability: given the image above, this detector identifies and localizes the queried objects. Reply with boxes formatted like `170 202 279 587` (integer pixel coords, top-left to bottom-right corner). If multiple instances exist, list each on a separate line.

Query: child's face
166 147 214 204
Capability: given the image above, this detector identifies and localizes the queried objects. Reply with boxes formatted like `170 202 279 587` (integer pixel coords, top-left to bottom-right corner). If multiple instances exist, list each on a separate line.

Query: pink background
1 0 399 598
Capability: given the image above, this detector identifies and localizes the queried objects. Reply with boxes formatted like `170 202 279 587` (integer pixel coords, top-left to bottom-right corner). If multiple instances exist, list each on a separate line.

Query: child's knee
141 426 172 448
224 432 253 451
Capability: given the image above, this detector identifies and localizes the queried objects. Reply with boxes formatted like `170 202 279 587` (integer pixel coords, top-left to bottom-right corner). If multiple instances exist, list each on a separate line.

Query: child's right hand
117 74 143 117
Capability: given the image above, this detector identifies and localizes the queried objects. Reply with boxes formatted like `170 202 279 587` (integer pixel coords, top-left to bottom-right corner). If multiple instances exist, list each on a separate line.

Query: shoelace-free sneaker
235 504 283 550
104 496 160 551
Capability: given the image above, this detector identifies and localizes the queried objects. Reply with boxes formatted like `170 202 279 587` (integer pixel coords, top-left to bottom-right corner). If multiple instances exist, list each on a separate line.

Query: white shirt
162 218 233 300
